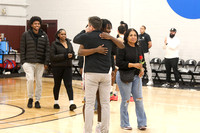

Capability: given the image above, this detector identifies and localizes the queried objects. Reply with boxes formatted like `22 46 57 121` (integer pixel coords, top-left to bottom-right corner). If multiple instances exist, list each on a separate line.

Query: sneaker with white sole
122 126 132 130
146 81 154 86
174 83 179 88
162 82 170 88
95 122 101 133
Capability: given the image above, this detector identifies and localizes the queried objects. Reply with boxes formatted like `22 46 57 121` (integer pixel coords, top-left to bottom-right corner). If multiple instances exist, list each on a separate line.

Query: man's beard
170 34 175 38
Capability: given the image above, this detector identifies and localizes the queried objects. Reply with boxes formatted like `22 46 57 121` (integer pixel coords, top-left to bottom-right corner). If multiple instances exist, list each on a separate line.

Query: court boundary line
0 112 83 130
0 103 25 121
0 105 83 125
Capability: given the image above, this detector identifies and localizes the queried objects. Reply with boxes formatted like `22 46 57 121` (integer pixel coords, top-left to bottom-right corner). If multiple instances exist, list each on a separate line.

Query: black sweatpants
52 66 73 100
165 58 179 83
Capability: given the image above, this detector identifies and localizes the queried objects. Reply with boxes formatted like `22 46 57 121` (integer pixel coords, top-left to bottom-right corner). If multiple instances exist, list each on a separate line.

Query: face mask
170 34 175 38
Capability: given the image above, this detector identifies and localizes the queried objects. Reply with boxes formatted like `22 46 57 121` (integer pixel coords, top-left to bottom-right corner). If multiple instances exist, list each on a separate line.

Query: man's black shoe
27 98 33 108
35 101 41 108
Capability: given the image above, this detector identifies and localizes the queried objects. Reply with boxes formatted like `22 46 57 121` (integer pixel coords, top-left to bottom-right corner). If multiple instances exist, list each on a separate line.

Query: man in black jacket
20 16 50 109
73 16 124 133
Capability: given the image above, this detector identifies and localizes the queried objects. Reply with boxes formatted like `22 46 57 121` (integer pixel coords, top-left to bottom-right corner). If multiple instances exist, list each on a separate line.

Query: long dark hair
55 29 65 39
124 28 139 45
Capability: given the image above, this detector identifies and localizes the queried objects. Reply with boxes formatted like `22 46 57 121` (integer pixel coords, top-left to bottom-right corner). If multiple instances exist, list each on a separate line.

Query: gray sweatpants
22 62 44 101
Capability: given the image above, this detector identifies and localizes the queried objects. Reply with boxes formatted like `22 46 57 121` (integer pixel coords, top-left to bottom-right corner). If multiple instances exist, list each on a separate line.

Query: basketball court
0 77 200 133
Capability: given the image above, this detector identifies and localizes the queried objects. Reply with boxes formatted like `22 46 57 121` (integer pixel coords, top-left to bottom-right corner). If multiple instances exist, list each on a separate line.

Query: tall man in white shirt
162 28 180 88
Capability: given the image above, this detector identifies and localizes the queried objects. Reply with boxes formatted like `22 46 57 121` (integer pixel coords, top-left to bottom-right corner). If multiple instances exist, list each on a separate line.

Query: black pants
165 58 179 83
52 66 73 100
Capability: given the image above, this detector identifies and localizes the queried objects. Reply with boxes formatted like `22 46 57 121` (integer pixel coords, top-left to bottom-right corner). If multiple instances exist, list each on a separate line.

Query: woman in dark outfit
50 29 76 111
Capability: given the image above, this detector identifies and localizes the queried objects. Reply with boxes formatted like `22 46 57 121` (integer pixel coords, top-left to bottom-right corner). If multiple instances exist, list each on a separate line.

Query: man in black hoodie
20 16 50 109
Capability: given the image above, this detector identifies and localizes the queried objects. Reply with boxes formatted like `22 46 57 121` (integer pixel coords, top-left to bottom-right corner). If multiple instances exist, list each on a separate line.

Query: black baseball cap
170 28 177 32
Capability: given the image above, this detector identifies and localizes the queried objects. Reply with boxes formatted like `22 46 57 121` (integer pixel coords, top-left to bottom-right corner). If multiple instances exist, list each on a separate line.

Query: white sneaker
146 81 154 86
95 122 101 133
122 126 132 130
162 83 170 88
174 83 179 88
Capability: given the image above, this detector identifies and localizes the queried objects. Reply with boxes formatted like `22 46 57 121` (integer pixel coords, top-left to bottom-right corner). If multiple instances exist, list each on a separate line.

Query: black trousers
52 66 73 100
165 58 179 83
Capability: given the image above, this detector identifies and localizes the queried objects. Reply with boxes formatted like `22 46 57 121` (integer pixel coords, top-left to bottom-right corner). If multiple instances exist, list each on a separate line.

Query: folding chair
72 55 81 76
193 61 200 84
156 59 166 81
178 59 185 69
177 59 185 83
150 58 161 81
180 59 197 85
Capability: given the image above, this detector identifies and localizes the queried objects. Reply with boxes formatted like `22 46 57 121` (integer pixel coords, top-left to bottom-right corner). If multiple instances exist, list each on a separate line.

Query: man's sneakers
69 104 77 111
27 98 33 108
161 82 170 88
162 82 180 88
173 83 180 88
146 81 154 86
35 101 41 108
27 98 41 108
110 94 118 101
130 96 134 102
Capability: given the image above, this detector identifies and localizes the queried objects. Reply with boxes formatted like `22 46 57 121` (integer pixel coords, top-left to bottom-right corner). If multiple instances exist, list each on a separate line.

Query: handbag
119 69 136 83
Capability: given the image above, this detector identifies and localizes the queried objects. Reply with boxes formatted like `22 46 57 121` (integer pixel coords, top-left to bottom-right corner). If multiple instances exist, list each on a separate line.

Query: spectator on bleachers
162 28 180 88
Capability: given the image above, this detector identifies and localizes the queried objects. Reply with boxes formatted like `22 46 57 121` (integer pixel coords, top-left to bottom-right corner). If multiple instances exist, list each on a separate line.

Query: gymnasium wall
0 0 27 26
0 0 27 51
1 0 200 62
131 0 200 62
26 0 131 53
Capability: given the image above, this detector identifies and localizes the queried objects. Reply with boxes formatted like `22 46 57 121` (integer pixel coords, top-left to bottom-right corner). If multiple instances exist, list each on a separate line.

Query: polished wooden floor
0 77 200 133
